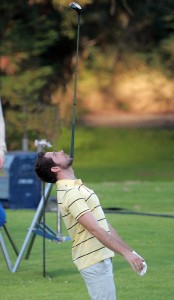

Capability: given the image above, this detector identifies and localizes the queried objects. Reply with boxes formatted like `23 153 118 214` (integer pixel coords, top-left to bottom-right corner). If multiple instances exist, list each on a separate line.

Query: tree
0 0 173 149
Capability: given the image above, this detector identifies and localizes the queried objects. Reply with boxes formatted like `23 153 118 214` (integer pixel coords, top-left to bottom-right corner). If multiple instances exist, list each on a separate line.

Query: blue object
0 203 6 227
0 151 41 209
34 222 71 242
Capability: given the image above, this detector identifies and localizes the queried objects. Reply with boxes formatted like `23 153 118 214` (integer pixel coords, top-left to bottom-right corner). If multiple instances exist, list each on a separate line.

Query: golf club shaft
70 13 81 159
42 181 46 277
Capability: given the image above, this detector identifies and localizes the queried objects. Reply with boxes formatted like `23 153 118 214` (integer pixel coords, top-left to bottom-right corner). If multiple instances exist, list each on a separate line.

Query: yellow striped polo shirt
56 179 114 271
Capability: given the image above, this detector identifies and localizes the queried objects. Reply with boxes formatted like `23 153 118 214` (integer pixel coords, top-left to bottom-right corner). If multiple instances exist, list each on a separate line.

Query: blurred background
0 0 174 183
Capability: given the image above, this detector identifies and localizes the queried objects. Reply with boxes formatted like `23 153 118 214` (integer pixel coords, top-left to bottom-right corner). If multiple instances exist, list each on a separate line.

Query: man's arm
108 223 132 251
78 211 144 273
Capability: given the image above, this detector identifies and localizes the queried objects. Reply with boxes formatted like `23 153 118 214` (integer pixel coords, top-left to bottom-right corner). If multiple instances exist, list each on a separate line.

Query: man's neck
58 168 76 181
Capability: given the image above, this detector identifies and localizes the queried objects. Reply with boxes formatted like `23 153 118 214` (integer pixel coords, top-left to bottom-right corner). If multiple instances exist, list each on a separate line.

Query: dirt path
80 113 174 128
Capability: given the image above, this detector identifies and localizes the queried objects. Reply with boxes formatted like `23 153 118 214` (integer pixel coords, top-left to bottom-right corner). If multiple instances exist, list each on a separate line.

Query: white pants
80 258 116 300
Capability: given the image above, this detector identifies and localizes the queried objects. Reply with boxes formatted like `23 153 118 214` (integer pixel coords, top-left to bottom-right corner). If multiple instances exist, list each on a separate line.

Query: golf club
69 2 82 159
69 2 82 14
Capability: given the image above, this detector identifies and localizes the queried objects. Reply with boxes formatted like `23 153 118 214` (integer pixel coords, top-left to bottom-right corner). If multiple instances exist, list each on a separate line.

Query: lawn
1 180 174 300
57 127 174 182
0 127 174 299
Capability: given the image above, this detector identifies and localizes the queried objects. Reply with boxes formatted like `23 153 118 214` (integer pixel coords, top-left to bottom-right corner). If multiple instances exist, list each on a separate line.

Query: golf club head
69 2 82 14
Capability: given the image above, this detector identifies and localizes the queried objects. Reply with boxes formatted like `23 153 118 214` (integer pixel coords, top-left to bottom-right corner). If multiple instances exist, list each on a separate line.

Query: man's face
45 150 73 169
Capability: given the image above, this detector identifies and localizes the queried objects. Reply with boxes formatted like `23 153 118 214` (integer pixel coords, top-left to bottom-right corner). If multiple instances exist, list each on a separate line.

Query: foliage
0 0 174 148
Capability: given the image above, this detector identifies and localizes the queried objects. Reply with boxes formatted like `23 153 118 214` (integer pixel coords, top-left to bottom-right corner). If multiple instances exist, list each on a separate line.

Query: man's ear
51 166 60 173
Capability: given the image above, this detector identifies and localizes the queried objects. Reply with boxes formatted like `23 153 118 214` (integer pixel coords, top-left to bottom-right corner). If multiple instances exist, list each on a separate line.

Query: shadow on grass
47 268 77 278
104 208 174 218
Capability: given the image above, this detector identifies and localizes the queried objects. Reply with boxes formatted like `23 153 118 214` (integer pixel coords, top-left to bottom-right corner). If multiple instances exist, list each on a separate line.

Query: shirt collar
56 179 82 188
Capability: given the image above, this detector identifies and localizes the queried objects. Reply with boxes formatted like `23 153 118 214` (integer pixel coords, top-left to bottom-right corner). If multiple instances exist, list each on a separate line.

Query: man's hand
123 250 145 274
0 156 4 169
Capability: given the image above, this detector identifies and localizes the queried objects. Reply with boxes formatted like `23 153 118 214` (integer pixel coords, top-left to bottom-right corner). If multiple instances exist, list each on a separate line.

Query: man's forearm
108 223 132 252
78 212 144 273
78 212 131 255
91 224 145 273
91 223 131 256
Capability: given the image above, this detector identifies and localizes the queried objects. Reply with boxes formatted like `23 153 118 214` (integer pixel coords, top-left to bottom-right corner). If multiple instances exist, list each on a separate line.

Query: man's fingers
130 262 137 272
131 259 144 273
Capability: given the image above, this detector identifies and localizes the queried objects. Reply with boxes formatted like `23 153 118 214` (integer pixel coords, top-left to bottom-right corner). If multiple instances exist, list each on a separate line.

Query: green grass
57 127 174 182
90 181 174 214
0 181 174 300
0 127 174 299
51 181 174 214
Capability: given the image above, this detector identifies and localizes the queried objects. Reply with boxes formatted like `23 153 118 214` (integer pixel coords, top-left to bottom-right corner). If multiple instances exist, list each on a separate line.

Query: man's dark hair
35 152 58 183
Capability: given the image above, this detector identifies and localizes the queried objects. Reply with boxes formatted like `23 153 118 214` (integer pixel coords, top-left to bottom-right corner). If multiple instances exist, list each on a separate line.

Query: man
35 150 146 300
0 100 7 169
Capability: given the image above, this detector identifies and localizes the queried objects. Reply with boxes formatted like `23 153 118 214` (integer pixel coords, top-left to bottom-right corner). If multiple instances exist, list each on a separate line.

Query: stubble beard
61 157 74 169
